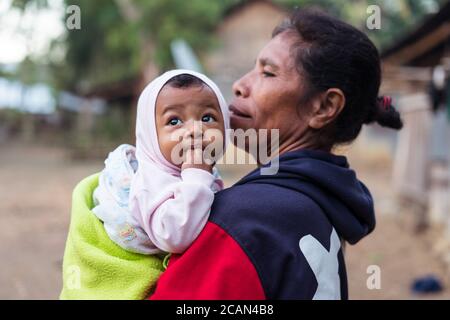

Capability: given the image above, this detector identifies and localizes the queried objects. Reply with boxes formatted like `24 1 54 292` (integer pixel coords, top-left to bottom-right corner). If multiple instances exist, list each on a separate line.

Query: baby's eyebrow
162 104 184 114
200 102 221 112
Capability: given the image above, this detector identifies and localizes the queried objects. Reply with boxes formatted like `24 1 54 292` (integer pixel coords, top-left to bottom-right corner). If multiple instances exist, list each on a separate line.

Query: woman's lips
229 104 252 119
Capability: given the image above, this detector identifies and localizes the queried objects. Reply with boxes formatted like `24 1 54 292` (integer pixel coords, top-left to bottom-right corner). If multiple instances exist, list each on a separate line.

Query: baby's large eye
202 114 215 123
167 117 182 126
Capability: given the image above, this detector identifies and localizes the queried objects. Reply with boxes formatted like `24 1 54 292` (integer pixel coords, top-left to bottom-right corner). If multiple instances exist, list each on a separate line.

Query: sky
0 0 65 65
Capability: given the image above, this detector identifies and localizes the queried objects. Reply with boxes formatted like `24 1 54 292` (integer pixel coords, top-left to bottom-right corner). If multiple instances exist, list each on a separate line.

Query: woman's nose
232 74 250 98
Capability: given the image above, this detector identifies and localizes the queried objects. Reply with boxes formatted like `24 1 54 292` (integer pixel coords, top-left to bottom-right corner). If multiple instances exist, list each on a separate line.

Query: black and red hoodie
151 149 376 300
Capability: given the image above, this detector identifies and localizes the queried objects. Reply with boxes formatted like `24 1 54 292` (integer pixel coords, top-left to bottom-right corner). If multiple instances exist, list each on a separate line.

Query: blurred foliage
15 57 42 85
10 0 448 92
58 0 139 91
278 0 449 49
11 0 49 10
6 0 448 155
0 108 23 124
95 105 131 142
50 0 240 91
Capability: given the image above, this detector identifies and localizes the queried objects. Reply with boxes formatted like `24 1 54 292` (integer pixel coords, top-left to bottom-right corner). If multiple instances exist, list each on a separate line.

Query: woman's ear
308 88 345 129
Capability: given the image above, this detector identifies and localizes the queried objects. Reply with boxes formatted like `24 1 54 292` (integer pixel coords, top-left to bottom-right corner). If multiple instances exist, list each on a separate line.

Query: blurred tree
49 0 240 92
11 0 239 90
11 0 449 91
278 0 448 49
7 0 448 150
11 0 48 10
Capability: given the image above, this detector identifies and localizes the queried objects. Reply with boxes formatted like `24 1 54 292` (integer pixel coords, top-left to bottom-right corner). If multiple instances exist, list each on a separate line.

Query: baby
92 69 229 255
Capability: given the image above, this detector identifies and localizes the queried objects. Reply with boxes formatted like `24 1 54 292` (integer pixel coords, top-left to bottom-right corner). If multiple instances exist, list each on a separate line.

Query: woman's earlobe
308 89 345 129
327 88 346 118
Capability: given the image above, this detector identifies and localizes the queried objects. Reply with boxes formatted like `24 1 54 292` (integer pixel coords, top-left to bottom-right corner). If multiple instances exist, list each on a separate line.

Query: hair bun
374 96 403 130
378 96 392 111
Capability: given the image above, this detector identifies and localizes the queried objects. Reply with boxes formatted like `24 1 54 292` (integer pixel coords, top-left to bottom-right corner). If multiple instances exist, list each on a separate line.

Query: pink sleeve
139 168 217 253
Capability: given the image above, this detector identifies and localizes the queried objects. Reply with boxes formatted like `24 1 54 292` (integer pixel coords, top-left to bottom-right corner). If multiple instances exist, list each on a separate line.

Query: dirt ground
0 142 449 299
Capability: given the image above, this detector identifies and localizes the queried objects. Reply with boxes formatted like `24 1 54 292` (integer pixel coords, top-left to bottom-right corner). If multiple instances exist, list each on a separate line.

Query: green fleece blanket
60 173 165 300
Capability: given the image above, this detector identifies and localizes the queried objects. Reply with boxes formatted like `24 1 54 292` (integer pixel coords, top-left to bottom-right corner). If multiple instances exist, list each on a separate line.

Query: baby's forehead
158 84 221 109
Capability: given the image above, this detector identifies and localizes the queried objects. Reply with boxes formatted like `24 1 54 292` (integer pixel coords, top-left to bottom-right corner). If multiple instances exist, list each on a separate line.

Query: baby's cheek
159 136 177 158
203 128 223 144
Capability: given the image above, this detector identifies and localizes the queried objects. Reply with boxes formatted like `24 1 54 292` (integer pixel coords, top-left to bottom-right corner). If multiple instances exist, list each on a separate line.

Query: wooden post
392 93 433 229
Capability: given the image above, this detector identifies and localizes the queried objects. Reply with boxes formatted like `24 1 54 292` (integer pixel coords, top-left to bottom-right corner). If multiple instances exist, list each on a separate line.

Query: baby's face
155 84 225 167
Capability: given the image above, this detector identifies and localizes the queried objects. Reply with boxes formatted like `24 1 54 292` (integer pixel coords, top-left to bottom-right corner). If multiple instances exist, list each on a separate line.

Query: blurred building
204 0 287 101
381 1 450 260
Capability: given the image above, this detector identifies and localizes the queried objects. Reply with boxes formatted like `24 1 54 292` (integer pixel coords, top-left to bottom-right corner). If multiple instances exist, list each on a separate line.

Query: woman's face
230 32 311 151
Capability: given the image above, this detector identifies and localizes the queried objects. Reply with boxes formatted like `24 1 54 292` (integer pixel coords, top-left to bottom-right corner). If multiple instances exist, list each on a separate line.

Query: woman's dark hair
165 74 205 89
273 8 403 146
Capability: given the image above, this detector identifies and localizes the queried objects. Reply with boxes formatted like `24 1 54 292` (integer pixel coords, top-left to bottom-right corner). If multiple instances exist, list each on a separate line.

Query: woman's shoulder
210 182 329 231
207 181 339 299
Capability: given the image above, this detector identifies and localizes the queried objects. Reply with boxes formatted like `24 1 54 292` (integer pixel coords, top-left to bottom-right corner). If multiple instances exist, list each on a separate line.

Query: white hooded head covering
130 69 230 200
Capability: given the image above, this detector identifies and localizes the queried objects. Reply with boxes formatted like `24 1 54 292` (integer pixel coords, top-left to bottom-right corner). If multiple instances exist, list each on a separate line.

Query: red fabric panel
150 222 266 300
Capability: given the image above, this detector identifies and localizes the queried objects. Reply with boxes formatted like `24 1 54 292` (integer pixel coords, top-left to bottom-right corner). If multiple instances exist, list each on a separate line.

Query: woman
150 8 402 300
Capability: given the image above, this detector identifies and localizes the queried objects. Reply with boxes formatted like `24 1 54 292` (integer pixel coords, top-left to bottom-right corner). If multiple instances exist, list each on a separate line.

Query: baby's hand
181 146 213 173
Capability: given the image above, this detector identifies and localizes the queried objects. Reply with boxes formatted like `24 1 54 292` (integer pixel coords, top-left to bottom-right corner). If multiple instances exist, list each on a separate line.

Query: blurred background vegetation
11 0 448 86
0 0 448 157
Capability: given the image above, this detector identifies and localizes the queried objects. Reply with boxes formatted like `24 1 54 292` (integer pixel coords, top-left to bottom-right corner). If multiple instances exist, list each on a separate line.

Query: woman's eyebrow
259 57 279 71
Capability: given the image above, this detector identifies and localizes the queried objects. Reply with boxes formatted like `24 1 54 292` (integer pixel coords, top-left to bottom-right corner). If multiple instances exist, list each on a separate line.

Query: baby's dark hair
273 8 403 146
165 74 205 89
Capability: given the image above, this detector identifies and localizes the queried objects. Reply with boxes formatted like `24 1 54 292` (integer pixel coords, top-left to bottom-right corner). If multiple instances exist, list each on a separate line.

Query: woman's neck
256 134 331 166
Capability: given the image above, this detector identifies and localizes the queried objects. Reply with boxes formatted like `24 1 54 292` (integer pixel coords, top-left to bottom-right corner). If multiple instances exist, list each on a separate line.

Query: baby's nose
185 121 203 139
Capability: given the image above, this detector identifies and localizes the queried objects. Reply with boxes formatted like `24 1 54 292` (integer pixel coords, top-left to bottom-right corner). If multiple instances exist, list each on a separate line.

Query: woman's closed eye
201 114 216 123
167 117 182 126
262 71 275 78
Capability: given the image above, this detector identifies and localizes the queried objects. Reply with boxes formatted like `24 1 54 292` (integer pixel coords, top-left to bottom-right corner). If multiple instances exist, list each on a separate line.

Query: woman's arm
150 221 266 300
